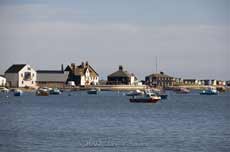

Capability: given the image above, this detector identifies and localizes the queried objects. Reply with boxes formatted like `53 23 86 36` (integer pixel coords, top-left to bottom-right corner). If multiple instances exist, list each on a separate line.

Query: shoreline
5 84 230 92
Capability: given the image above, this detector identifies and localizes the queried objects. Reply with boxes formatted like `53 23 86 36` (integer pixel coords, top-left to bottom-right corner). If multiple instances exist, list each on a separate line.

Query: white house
0 75 6 86
5 64 37 88
65 62 99 86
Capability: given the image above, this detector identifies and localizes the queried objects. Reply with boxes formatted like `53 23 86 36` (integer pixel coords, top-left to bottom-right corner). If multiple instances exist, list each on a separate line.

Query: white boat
36 88 49 96
0 87 9 93
126 90 144 96
130 93 161 103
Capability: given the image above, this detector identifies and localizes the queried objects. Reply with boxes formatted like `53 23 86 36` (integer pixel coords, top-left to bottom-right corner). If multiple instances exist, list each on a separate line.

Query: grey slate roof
108 70 131 78
146 73 172 78
5 64 26 73
37 70 65 74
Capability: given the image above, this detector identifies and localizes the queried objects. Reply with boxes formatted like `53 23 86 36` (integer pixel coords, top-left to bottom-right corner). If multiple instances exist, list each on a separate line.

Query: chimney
119 65 123 71
81 62 85 67
85 61 89 67
61 64 64 71
71 63 75 70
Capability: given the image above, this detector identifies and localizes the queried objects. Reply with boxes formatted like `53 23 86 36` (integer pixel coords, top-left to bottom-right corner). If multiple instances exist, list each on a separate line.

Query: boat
216 87 226 92
87 88 98 94
126 90 144 96
175 87 190 94
0 87 9 93
14 89 23 96
36 88 49 96
200 87 219 95
145 88 168 99
49 88 61 95
129 93 161 103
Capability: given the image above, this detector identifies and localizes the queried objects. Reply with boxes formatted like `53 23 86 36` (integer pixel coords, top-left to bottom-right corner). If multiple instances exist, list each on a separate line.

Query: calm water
0 91 230 152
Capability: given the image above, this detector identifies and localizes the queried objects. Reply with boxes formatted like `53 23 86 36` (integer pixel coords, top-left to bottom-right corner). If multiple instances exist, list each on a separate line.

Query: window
21 73 23 77
32 81 33 84
24 72 31 81
22 81 24 84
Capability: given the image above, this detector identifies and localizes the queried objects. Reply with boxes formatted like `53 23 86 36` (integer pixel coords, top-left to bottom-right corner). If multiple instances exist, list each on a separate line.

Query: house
4 64 37 88
107 66 137 85
216 80 226 86
226 81 230 86
183 79 201 85
65 62 99 86
36 65 69 88
145 72 174 87
0 75 6 87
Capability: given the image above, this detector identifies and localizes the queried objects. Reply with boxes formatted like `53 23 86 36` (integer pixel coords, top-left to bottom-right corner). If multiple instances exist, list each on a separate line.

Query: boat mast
156 56 158 73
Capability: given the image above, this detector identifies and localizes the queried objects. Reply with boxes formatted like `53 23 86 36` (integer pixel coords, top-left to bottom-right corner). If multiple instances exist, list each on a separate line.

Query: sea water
0 91 229 152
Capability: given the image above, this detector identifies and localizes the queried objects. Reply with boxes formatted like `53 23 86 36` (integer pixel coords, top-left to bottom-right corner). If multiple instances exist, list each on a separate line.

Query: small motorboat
175 87 190 94
87 88 98 95
36 88 49 96
200 87 219 95
0 87 9 93
14 89 23 96
49 88 61 95
129 93 161 103
126 90 144 96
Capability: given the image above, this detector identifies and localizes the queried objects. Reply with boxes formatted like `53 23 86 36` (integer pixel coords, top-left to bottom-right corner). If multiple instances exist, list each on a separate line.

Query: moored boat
126 90 144 96
129 93 161 103
14 89 23 96
36 88 49 96
87 88 98 94
175 87 190 94
0 87 9 93
49 88 61 95
200 87 219 95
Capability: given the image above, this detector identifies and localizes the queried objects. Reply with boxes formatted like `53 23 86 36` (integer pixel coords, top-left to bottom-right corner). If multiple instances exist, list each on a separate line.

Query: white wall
0 76 6 86
80 68 99 86
18 65 37 88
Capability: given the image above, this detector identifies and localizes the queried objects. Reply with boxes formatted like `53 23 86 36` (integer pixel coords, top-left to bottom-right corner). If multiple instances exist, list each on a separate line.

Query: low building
36 65 69 88
200 79 217 86
65 62 99 86
107 66 137 85
145 72 174 87
5 64 37 88
0 75 6 87
183 79 200 85
216 80 226 86
226 81 230 86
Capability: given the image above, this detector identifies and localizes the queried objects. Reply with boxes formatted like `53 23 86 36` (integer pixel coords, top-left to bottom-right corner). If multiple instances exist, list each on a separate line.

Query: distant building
226 81 230 86
216 80 226 86
0 75 6 87
36 65 69 88
65 62 99 86
183 79 200 85
107 66 137 85
5 64 37 88
200 79 217 86
145 72 174 87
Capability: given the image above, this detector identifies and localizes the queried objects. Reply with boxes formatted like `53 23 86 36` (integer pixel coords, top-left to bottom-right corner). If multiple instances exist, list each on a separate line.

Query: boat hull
129 98 160 103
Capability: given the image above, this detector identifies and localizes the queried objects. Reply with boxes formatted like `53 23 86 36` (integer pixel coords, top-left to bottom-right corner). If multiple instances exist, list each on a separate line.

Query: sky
0 0 229 80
